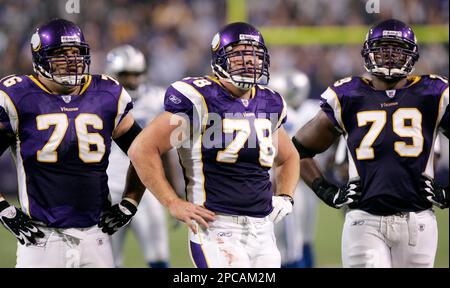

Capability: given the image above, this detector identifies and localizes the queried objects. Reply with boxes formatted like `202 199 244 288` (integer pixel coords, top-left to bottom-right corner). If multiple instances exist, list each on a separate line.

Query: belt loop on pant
407 212 418 246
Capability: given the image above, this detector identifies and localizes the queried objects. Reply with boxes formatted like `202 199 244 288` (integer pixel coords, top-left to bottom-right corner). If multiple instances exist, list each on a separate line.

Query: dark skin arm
294 110 341 187
122 162 146 205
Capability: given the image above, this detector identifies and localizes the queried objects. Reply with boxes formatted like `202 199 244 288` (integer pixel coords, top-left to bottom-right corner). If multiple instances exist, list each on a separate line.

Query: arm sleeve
164 84 195 122
437 87 449 138
320 87 345 134
439 106 449 138
114 87 133 129
274 95 287 131
164 82 206 137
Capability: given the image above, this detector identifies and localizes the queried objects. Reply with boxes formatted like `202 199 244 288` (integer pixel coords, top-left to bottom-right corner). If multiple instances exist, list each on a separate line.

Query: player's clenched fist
269 195 294 223
311 177 362 209
98 198 138 235
420 174 448 209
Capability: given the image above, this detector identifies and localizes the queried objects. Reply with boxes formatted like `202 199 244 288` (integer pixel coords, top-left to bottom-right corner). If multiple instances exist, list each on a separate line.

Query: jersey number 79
355 108 423 160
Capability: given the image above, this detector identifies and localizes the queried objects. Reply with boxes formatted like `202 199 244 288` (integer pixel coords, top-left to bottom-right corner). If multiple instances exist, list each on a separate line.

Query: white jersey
107 84 165 199
107 83 169 266
275 99 323 264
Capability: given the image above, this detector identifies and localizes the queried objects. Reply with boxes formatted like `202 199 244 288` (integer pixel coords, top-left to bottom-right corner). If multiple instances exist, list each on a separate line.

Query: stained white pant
342 209 437 268
16 225 114 268
110 190 169 267
189 214 280 268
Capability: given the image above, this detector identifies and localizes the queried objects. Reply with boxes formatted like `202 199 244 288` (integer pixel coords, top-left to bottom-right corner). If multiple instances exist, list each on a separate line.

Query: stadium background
0 0 448 267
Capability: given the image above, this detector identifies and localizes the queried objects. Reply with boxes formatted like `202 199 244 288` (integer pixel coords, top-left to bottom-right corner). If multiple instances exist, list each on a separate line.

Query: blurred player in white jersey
270 69 323 268
105 45 170 268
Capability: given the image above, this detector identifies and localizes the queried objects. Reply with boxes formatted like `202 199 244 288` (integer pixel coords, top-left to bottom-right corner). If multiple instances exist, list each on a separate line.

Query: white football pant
110 190 169 267
16 225 114 268
189 214 280 268
342 209 437 268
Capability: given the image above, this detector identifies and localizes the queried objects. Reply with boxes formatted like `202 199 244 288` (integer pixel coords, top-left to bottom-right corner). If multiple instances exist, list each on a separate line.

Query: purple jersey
0 74 132 228
321 75 449 215
164 76 287 217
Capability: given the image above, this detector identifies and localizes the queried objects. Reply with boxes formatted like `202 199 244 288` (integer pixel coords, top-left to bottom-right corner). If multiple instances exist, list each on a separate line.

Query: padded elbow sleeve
114 121 142 154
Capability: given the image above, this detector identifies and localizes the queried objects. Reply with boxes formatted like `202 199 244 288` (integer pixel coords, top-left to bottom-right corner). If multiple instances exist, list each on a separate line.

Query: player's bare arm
292 110 361 209
113 112 146 205
128 112 215 234
273 127 300 199
98 113 147 235
267 127 300 224
112 113 146 204
293 110 339 186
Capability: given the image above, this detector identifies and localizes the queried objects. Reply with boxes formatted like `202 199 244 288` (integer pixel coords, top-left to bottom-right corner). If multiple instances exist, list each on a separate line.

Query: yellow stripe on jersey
322 87 347 134
79 75 92 94
114 88 132 129
27 75 52 94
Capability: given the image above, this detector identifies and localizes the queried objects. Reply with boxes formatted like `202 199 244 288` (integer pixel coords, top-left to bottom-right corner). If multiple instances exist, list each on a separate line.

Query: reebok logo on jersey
217 231 232 237
351 220 365 226
169 95 182 104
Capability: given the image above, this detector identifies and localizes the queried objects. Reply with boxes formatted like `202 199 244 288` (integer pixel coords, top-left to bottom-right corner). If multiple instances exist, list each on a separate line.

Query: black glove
311 177 362 209
0 200 44 245
420 174 448 209
98 199 138 235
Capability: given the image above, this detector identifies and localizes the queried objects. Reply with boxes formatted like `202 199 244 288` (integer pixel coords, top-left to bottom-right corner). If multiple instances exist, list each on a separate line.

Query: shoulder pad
179 76 217 90
98 74 121 86
427 74 448 85
329 76 369 96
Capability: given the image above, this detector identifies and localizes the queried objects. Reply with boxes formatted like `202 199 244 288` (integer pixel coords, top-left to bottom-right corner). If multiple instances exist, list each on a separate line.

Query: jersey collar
27 75 92 95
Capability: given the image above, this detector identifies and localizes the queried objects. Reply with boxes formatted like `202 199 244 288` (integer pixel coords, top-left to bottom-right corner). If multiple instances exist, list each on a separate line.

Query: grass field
1 203 447 268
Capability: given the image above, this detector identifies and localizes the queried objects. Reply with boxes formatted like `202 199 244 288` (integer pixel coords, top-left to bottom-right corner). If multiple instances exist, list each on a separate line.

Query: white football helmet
270 69 310 109
105 45 146 76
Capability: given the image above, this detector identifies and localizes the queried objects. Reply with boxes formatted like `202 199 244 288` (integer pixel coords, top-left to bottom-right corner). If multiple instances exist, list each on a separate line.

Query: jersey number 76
36 113 105 163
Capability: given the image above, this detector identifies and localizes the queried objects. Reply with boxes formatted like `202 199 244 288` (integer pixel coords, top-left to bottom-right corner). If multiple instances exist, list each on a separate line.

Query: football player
105 45 170 268
129 22 300 268
292 19 448 267
270 69 323 268
0 19 145 267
